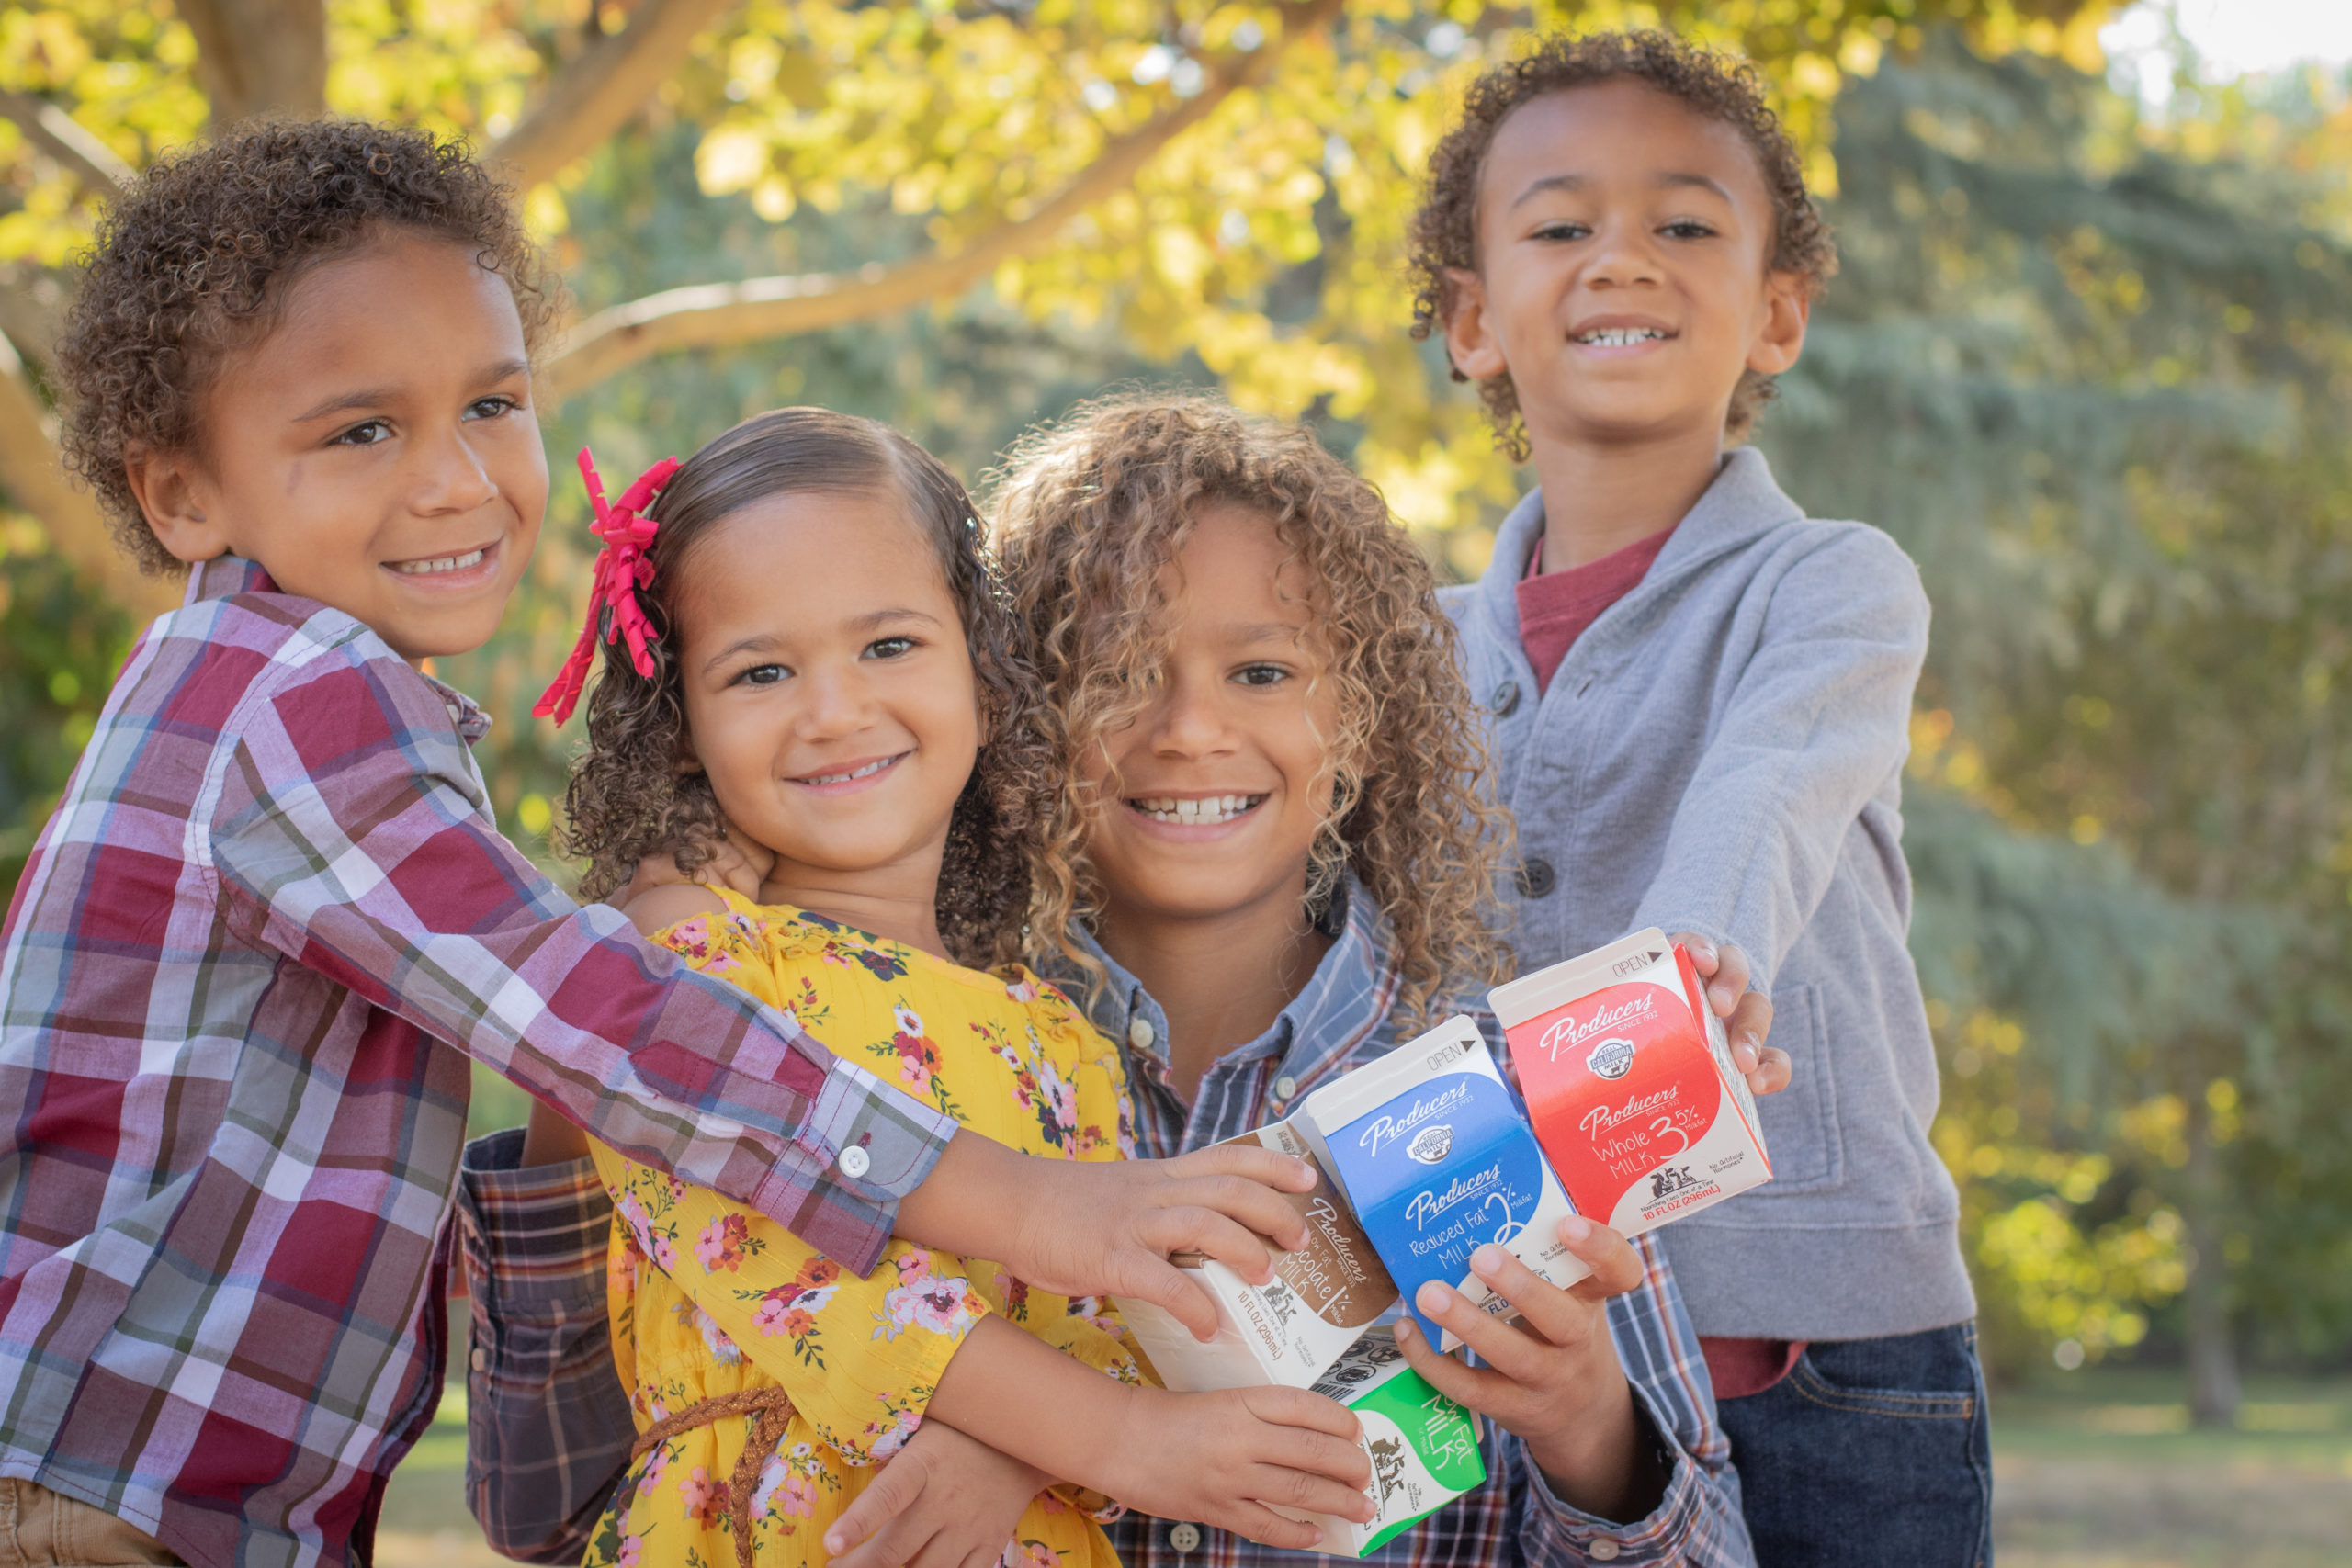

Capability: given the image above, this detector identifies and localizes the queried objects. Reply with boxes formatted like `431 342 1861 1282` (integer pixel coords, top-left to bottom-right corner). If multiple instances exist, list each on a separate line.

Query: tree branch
0 91 131 198
0 333 182 620
173 0 328 125
542 0 1346 404
489 0 738 189
0 273 69 367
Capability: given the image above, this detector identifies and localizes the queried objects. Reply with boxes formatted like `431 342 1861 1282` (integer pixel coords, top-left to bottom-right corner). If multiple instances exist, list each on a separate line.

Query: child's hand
1099 1384 1374 1549
1392 1215 1665 1524
1672 932 1792 1097
898 1135 1322 1342
824 1419 1046 1568
611 831 772 909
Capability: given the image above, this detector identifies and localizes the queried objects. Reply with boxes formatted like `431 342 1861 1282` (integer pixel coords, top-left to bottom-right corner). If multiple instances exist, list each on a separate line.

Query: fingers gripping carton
1489 929 1771 1234
1267 1330 1487 1556
1298 1017 1589 1351
1114 1120 1399 1393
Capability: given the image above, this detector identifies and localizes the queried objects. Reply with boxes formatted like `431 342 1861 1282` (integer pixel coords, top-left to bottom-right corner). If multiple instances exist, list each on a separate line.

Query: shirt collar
1473 446 1804 648
185 553 492 744
1052 874 1402 1096
187 553 270 604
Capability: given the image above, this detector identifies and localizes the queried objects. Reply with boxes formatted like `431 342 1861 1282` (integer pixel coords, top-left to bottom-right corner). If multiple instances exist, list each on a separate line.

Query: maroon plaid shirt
0 558 956 1568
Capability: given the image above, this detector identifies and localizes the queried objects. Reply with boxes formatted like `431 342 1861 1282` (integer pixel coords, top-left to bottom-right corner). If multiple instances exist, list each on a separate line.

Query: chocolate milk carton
1268 1329 1487 1556
1115 1119 1397 1392
1489 929 1771 1234
1299 1016 1588 1351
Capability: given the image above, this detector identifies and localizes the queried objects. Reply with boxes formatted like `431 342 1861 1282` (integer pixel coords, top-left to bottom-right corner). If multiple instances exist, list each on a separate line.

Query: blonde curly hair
988 394 1511 1031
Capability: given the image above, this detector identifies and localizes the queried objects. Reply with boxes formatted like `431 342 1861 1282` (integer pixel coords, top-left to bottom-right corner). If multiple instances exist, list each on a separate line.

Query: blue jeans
1716 1321 1993 1568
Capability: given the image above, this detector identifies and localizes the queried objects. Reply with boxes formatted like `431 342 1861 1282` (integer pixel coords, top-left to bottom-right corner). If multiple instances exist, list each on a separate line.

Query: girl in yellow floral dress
522 410 1374 1568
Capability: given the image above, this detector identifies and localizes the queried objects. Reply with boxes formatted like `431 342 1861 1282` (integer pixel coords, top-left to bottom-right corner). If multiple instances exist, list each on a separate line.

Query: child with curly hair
512 407 1377 1568
984 394 1764 1568
1414 30 1985 1566
465 396 1778 1568
0 121 1322 1568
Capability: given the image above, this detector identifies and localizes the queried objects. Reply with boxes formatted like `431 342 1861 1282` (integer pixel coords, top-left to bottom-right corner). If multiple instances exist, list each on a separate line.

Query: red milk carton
1487 928 1770 1234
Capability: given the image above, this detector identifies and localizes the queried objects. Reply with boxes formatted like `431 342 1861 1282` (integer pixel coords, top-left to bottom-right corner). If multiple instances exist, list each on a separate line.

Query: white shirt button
1127 1017 1157 1050
1273 1075 1297 1100
837 1145 872 1179
1169 1523 1202 1553
1589 1538 1621 1562
469 1347 486 1373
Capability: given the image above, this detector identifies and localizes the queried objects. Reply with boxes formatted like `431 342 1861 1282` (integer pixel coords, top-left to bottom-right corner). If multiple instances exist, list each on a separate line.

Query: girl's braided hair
989 394 1512 1030
557 408 1061 972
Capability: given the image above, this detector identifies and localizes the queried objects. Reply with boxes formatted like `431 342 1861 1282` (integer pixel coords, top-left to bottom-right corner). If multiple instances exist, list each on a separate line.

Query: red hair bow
533 447 683 724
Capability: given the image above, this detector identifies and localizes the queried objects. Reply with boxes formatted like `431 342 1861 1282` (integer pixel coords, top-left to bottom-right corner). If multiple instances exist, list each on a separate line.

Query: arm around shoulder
201 661 956 1275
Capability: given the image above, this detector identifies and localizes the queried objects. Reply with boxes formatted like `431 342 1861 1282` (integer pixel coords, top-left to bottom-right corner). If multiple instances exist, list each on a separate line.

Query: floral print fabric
584 891 1139 1568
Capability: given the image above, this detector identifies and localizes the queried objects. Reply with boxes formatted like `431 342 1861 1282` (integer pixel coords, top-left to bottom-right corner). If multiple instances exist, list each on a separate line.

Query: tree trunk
2182 1088 2240 1427
174 0 328 124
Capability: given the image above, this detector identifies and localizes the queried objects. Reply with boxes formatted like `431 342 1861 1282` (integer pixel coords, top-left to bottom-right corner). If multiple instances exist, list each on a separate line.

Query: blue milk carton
1298 1015 1588 1350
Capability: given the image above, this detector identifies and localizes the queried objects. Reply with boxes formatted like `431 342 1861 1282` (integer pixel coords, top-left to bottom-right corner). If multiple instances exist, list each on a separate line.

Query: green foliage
0 521 127 887
1768 38 2352 1376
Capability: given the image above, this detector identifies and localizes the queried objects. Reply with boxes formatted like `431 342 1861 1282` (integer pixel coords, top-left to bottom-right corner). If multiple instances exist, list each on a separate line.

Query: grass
375 1314 2352 1567
1988 1368 2352 1568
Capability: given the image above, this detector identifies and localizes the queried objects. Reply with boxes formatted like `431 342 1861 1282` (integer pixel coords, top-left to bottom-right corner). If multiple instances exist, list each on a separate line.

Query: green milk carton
1269 1329 1487 1555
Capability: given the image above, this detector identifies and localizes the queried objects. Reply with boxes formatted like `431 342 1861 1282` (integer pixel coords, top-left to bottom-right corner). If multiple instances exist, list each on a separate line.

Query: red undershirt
1515 525 1805 1400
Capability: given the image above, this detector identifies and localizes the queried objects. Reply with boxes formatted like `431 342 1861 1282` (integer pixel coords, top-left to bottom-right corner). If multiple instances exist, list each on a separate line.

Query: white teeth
806 757 895 785
1131 794 1266 825
1575 327 1668 347
391 547 488 576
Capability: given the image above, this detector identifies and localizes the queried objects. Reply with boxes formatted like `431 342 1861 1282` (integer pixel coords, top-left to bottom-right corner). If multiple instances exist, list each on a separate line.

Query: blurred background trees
4 0 2348 1426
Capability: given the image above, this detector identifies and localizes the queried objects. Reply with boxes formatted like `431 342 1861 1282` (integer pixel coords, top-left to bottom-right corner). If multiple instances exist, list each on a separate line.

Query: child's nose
1148 679 1236 757
412 427 500 513
1584 224 1664 288
796 665 879 735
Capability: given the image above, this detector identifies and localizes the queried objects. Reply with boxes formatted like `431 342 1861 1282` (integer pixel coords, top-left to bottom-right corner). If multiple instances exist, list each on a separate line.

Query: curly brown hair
988 394 1511 1031
555 409 1061 973
1408 29 1838 456
55 118 560 574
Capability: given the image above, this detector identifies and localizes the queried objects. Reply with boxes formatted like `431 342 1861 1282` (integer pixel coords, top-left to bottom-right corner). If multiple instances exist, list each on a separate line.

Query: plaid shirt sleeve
203 647 957 1274
1509 1232 1755 1568
455 1129 638 1564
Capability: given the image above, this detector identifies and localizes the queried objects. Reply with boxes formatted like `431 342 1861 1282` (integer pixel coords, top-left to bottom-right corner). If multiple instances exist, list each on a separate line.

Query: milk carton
1115 1118 1398 1393
1488 929 1771 1235
1267 1329 1487 1556
1299 1016 1588 1351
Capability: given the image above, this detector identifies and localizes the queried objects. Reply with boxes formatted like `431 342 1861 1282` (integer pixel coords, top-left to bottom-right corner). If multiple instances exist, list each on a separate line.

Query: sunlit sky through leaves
2106 0 2352 107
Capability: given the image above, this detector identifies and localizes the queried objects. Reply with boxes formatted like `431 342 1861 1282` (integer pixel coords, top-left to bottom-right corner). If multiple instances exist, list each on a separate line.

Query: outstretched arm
1636 529 1930 994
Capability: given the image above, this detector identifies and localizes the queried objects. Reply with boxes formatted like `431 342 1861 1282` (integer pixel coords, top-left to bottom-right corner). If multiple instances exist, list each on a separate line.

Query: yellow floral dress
582 891 1140 1568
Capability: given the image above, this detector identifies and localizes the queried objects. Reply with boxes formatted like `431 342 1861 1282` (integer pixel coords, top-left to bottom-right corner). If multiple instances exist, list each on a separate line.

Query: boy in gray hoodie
1418 31 1984 1567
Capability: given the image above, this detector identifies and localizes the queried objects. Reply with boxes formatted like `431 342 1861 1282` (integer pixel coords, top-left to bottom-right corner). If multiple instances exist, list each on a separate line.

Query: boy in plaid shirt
0 123 1312 1568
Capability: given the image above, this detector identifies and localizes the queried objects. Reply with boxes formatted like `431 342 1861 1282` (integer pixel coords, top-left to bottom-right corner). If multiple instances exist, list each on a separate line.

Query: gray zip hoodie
1439 446 1974 1341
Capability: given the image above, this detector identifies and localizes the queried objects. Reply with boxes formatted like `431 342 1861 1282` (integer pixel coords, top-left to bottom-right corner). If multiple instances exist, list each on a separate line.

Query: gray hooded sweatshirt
1439 447 1974 1341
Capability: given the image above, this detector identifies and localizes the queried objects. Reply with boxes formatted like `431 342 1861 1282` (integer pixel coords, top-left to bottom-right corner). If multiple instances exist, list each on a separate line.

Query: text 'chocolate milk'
1114 1119 1397 1393
1489 929 1771 1234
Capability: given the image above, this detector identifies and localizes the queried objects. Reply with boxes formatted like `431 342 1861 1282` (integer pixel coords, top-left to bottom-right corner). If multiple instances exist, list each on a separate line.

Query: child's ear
1440 267 1512 383
1747 272 1811 378
123 446 232 565
673 725 702 776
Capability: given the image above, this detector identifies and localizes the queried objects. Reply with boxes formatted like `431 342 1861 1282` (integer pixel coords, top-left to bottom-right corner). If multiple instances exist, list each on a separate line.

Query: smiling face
1442 80 1808 448
125 230 548 663
669 489 982 898
1077 502 1341 933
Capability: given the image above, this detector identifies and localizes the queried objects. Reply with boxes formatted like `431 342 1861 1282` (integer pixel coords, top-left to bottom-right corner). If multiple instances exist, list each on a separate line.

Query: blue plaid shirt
459 881 1751 1567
